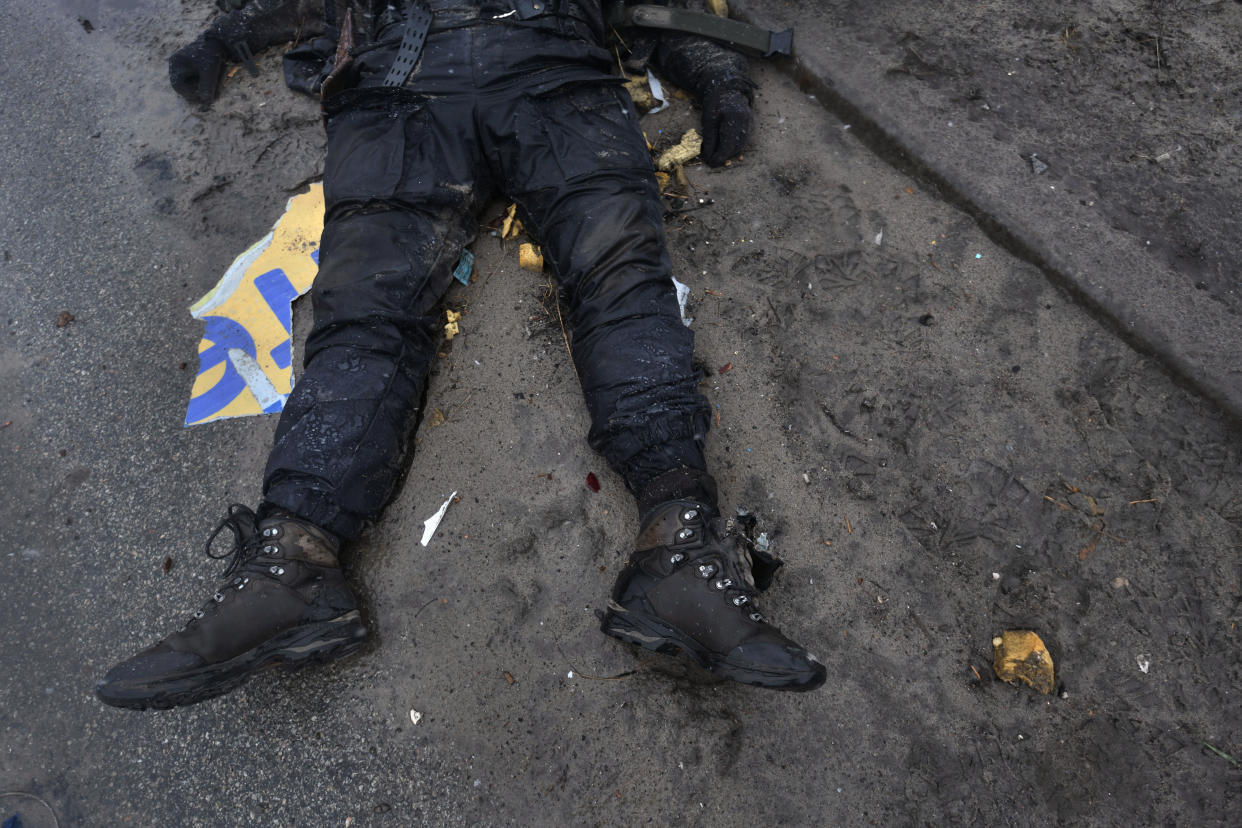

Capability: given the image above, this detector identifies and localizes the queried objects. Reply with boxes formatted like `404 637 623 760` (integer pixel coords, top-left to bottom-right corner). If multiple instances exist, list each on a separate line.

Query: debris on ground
519 243 544 272
185 183 325 425
671 276 693 326
444 309 461 341
624 75 656 113
1153 145 1183 163
54 311 75 328
1203 743 1240 768
500 204 523 241
586 472 600 492
420 491 457 547
992 630 1055 694
452 249 474 285
657 129 702 171
646 70 669 114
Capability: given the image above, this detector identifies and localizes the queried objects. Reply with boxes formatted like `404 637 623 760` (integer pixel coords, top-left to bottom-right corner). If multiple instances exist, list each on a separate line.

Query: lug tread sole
600 603 825 692
98 611 368 711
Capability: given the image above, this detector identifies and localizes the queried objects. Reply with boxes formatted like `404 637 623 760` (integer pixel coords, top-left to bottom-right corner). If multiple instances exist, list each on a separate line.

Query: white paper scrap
420 491 457 547
647 70 669 114
671 277 693 327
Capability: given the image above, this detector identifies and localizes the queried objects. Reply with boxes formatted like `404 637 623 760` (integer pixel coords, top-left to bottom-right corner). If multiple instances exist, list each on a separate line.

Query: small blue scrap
4 813 24 828
453 249 474 285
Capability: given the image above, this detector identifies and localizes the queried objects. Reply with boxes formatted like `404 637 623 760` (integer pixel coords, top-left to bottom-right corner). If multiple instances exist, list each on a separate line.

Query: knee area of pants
303 342 430 384
571 300 689 341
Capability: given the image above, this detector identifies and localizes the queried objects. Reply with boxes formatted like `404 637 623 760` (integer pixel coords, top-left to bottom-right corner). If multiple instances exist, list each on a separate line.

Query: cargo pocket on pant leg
323 91 428 207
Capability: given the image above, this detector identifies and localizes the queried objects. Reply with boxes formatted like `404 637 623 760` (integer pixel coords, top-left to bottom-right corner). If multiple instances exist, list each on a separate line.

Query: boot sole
600 602 826 692
96 611 369 711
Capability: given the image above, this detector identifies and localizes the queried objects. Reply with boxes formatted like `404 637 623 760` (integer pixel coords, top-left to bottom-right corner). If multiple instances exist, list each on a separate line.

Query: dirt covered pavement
1 0 1239 825
735 0 1242 421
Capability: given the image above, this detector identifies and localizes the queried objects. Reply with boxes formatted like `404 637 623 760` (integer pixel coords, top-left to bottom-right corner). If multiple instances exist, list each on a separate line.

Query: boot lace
204 503 264 578
675 525 766 624
182 505 265 625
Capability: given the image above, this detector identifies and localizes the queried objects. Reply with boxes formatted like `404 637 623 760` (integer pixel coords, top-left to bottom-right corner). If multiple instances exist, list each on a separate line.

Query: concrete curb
731 0 1242 427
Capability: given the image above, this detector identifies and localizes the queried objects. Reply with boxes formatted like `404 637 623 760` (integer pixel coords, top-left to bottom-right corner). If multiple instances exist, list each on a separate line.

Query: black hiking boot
96 505 367 710
600 500 826 691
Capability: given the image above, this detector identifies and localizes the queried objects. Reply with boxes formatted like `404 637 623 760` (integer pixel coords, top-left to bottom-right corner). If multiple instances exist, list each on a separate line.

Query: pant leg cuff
634 467 718 518
260 487 363 542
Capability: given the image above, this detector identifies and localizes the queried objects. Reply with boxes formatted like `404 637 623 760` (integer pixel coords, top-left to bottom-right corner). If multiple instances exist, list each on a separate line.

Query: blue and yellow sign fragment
185 184 324 426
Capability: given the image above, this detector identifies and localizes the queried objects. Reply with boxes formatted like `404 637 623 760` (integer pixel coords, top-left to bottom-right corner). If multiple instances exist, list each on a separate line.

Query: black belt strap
383 0 435 87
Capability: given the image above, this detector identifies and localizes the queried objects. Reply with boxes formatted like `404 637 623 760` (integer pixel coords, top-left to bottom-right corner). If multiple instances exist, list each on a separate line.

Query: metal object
513 0 551 18
625 4 793 58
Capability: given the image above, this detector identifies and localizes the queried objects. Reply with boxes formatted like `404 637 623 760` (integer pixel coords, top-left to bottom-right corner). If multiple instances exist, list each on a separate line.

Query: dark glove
700 85 752 167
169 35 230 106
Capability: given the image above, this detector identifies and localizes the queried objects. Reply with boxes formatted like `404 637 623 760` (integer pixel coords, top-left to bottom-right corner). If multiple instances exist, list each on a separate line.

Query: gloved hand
169 35 230 106
700 85 752 166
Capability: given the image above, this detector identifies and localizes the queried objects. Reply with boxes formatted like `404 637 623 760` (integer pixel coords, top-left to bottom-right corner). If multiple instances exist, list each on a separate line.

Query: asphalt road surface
2 1 1238 824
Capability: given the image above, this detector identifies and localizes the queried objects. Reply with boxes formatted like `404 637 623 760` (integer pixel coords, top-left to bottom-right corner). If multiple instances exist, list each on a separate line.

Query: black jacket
191 0 751 101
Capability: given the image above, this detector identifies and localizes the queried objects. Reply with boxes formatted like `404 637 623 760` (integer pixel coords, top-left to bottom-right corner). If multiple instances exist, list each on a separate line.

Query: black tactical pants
262 78 711 539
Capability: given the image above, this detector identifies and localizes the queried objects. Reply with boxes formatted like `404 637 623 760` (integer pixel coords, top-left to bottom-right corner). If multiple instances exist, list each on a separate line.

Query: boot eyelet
697 563 716 579
270 565 285 576
750 612 764 622
683 509 698 521
263 527 279 538
233 577 243 586
263 544 279 555
669 553 685 565
677 528 695 541
732 595 749 607
193 610 204 619
713 578 733 591
213 592 225 603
